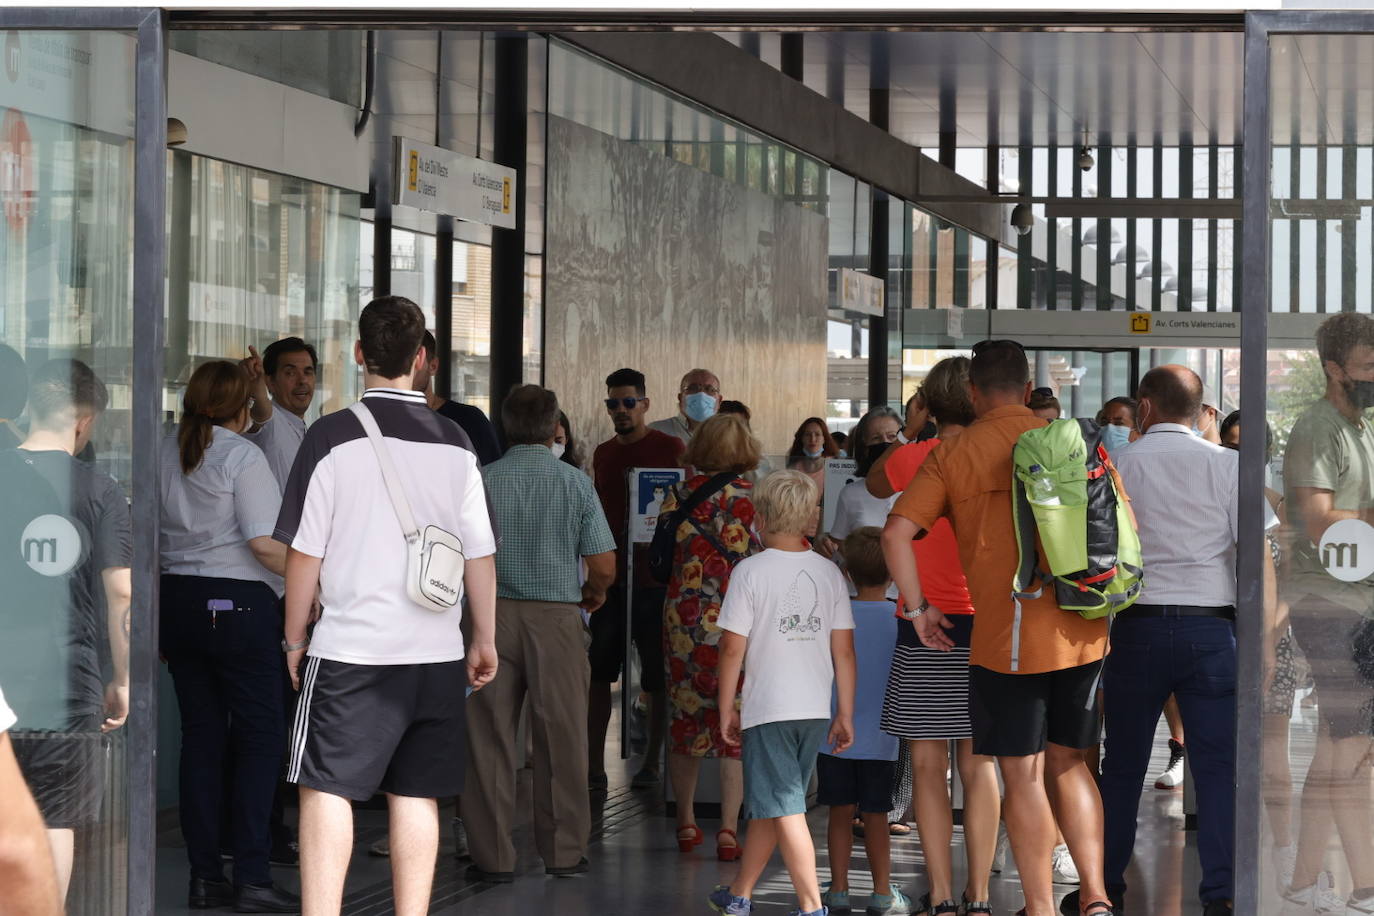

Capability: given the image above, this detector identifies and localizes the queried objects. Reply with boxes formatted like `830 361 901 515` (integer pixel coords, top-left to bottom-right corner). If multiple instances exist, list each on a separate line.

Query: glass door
1245 12 1374 914
0 11 165 914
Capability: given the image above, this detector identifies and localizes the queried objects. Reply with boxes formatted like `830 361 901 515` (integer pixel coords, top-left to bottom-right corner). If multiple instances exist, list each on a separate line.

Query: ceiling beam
559 31 1015 244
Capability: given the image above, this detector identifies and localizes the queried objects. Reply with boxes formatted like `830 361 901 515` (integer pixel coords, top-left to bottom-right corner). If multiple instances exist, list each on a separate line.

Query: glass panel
0 28 135 914
1264 33 1374 916
164 155 362 417
450 240 492 415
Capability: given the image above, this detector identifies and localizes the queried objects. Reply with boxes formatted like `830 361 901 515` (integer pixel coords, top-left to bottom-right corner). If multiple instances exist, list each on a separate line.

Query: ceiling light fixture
1077 127 1095 172
1010 203 1033 236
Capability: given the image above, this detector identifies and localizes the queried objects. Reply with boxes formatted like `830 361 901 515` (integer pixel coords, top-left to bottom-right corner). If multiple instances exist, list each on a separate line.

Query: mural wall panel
546 115 828 461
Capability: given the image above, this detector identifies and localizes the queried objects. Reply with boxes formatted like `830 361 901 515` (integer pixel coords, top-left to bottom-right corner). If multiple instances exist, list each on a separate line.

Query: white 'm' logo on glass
1319 518 1374 583
20 514 82 577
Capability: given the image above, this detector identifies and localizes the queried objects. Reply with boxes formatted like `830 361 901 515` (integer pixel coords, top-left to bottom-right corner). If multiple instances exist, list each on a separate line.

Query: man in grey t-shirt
1280 312 1374 911
242 337 318 491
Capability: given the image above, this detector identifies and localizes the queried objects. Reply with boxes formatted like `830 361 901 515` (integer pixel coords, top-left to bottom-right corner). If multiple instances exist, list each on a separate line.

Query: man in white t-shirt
242 336 318 491
711 469 856 916
0 685 63 913
274 297 498 915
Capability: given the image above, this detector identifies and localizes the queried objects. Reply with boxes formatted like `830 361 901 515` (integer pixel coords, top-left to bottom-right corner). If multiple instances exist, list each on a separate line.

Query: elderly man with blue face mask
649 368 722 445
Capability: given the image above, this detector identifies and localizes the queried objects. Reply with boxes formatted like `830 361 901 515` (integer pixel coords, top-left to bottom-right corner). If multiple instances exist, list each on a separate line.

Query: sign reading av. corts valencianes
393 137 517 230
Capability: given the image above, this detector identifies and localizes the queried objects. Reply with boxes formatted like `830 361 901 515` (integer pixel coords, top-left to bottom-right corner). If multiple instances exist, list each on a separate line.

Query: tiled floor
155 701 1206 915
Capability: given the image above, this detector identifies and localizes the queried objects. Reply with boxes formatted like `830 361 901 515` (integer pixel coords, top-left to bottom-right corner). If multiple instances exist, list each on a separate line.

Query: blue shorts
741 719 829 819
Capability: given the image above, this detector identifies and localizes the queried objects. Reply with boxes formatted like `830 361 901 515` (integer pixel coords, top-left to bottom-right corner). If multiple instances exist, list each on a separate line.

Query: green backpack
1011 418 1144 620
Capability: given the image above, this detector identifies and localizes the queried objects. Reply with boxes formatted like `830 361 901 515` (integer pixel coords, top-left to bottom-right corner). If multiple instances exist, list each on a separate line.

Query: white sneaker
1154 738 1186 789
1051 844 1080 885
1349 890 1374 915
991 823 1008 874
1283 872 1346 914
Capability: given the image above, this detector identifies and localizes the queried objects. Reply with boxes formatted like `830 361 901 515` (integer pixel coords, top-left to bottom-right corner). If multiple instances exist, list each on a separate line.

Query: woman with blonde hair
159 360 296 911
661 413 764 862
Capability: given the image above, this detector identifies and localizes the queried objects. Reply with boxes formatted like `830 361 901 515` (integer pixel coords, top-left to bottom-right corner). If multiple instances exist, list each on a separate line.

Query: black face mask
1346 377 1374 411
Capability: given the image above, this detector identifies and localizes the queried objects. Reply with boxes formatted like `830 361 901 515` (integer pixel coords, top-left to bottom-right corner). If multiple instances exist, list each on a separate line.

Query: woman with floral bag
661 414 763 863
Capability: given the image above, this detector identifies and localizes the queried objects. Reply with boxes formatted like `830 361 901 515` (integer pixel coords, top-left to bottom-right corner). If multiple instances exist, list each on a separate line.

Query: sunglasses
972 338 1026 355
1032 387 1054 398
605 397 644 411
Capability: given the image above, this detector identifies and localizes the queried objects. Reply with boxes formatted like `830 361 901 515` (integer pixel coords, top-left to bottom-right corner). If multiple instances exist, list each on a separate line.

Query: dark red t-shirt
593 429 686 580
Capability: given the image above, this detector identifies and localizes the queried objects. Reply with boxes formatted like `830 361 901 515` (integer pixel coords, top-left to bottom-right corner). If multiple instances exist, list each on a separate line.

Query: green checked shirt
482 444 616 603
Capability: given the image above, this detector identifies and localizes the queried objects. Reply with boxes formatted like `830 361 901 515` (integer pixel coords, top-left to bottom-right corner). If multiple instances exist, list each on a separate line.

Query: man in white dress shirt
1097 364 1251 916
242 337 318 491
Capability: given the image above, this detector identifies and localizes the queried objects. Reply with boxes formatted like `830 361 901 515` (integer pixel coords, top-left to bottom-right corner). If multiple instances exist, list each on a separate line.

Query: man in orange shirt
881 340 1111 916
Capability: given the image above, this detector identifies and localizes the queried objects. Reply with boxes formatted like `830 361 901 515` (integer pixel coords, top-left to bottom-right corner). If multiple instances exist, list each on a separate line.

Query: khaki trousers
463 599 590 872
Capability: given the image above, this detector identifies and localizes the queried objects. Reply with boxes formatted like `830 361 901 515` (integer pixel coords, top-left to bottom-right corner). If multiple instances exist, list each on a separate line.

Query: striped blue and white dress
880 613 975 741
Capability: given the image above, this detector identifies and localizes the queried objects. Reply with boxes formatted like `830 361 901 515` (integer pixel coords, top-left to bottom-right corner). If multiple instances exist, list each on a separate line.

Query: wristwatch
281 638 309 653
895 430 910 445
903 598 930 620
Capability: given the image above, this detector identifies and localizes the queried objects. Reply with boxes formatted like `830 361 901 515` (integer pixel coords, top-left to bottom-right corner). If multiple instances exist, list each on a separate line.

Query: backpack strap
1012 472 1046 600
670 472 737 522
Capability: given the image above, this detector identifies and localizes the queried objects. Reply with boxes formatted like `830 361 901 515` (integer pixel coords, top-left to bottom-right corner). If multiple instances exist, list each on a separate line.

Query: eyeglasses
605 397 644 411
972 339 1026 356
682 383 720 396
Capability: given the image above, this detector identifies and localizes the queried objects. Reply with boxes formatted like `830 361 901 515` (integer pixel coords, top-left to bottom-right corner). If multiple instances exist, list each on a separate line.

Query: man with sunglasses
650 368 723 445
589 368 686 790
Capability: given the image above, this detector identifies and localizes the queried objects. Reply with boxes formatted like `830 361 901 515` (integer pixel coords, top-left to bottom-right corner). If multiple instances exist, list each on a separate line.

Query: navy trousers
1100 613 1236 904
161 574 285 888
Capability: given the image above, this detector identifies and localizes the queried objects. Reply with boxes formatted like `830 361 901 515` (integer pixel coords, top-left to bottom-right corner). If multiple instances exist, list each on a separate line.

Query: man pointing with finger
242 337 318 491
880 340 1113 916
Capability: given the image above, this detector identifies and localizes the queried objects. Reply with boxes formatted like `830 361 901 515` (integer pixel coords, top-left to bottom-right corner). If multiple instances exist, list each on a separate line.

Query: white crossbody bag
349 401 465 613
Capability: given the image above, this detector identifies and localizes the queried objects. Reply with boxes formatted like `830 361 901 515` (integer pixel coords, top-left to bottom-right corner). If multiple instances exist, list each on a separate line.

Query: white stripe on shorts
288 656 322 784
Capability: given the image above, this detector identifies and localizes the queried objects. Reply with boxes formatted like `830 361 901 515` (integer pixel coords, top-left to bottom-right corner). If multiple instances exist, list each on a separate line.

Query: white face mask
550 442 566 460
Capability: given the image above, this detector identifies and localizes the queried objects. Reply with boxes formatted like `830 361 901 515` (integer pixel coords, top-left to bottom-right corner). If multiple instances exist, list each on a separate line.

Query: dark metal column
131 11 168 914
780 32 803 80
491 36 528 415
435 217 454 399
868 38 890 409
1236 14 1276 915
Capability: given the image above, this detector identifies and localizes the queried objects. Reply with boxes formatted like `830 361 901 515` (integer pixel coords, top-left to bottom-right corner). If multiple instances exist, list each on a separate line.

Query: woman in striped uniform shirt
867 356 1000 916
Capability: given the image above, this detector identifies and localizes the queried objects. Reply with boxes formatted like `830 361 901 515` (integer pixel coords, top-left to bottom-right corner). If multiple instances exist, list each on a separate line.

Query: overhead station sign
393 136 517 230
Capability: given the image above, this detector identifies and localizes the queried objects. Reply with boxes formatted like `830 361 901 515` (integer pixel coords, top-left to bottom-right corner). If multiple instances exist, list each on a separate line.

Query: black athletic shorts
969 660 1103 757
10 716 107 828
288 658 466 801
10 714 105 829
814 753 896 815
588 585 666 691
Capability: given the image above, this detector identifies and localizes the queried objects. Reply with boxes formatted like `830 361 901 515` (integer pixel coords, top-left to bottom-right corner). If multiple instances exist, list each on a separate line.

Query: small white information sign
822 459 860 536
393 136 518 229
946 308 964 339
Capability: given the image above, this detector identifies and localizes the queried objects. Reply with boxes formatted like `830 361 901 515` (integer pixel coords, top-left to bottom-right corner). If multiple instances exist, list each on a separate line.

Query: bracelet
896 430 910 445
281 638 309 653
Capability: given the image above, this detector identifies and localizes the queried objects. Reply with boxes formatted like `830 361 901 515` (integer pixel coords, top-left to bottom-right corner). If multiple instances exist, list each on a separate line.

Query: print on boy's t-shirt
777 570 825 636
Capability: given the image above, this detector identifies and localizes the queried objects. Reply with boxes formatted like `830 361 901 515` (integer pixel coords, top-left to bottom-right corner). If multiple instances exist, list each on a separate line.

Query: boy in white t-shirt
709 470 857 916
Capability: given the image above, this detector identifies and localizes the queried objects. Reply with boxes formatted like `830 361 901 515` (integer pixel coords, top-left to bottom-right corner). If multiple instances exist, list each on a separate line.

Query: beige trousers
463 599 590 872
